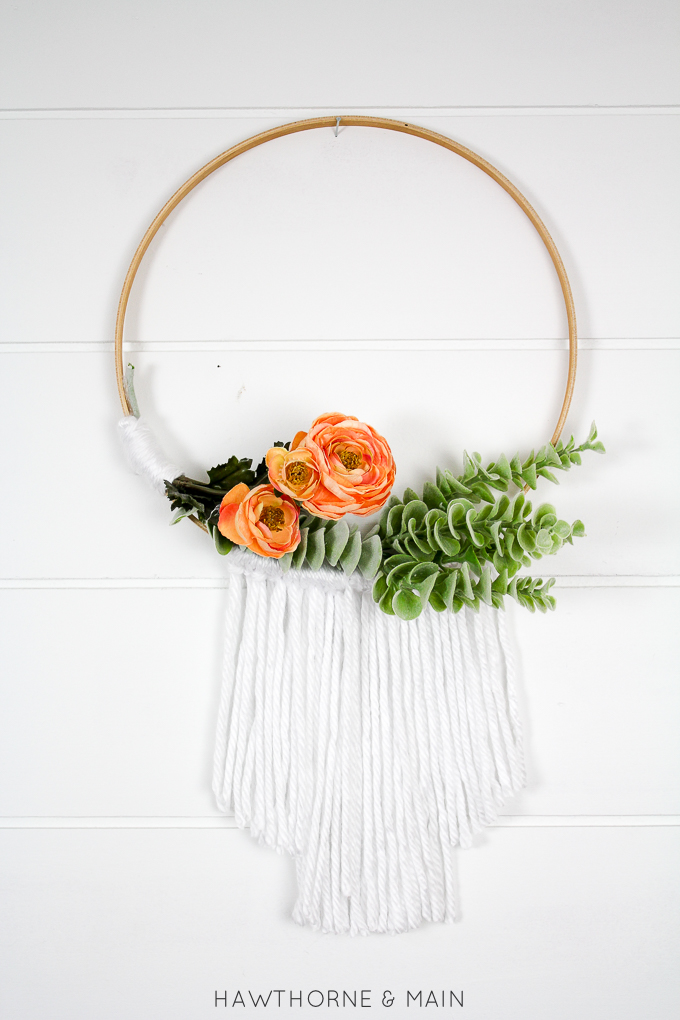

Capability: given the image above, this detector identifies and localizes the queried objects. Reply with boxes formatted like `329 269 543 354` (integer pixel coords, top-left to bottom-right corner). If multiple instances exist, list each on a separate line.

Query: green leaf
428 592 448 612
443 472 474 496
462 546 483 577
521 463 538 489
387 503 405 537
384 553 412 571
553 520 572 539
358 534 383 579
402 500 429 530
489 495 510 520
372 573 388 604
466 508 485 547
387 561 415 586
490 520 503 555
402 487 420 504
535 528 553 554
393 589 424 621
379 588 397 615
478 567 493 605
404 537 436 562
324 519 350 565
517 522 536 553
305 528 326 571
494 452 512 481
414 571 438 604
533 503 557 526
543 444 563 468
292 527 309 568
422 482 447 510
448 498 474 528
511 493 526 522
425 508 447 546
467 482 496 503
207 455 255 490
339 529 363 575
572 519 586 538
434 519 460 557
435 467 453 497
278 551 293 573
408 562 439 586
379 495 401 534
459 562 474 599
492 568 509 595
433 569 458 610
407 522 434 554
213 529 234 556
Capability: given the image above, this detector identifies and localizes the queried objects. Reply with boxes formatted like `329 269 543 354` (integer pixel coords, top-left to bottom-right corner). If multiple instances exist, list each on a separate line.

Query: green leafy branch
165 445 288 529
371 423 605 620
278 513 383 578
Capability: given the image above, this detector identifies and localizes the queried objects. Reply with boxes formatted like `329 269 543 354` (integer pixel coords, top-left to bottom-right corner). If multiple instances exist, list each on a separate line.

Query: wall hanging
115 116 604 935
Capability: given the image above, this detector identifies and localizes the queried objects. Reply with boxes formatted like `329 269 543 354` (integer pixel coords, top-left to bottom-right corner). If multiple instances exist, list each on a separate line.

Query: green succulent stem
372 422 604 620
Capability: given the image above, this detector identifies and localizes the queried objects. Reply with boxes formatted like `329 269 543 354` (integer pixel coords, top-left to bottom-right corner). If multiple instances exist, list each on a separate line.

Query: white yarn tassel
118 415 183 494
213 550 525 934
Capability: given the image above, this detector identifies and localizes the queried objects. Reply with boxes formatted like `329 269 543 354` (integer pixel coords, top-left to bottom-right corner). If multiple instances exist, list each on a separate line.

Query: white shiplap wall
1 3 678 1018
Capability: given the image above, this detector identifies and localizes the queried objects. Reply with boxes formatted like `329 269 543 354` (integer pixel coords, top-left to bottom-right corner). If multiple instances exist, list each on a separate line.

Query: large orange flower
296 412 396 519
217 483 300 558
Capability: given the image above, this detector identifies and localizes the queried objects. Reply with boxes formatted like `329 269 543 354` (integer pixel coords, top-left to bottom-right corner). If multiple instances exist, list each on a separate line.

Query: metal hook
334 116 341 138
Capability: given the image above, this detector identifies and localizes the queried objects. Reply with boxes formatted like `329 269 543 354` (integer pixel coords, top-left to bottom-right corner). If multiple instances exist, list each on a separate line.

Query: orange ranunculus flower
217 483 300 558
297 412 396 520
265 445 321 502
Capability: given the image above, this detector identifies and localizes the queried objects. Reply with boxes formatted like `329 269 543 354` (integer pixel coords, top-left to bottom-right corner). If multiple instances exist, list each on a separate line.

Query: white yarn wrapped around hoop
214 548 525 935
118 415 183 495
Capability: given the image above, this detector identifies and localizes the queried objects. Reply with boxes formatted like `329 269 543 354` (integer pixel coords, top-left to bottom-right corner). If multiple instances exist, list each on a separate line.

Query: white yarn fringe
213 549 525 935
118 415 183 494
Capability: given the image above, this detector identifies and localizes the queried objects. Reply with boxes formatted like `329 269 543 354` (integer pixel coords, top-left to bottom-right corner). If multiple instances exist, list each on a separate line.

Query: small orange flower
217 483 300 559
298 412 396 520
266 445 321 502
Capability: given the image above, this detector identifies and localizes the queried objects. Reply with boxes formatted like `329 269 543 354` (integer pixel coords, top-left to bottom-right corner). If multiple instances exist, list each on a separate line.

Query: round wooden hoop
114 115 577 446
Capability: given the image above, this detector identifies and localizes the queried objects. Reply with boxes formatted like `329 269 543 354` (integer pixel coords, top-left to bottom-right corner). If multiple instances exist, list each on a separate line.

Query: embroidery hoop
114 115 578 470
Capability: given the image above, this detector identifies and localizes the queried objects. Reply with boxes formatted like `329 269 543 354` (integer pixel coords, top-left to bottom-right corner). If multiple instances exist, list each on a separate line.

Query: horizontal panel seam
1 815 678 829
1 577 678 590
1 339 679 354
1 105 679 120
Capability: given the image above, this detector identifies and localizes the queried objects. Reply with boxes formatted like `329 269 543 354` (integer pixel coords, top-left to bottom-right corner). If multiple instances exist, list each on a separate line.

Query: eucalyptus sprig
372 423 605 620
278 512 383 577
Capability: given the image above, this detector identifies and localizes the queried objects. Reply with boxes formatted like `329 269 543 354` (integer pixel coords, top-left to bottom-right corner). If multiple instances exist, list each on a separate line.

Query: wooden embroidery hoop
114 115 577 445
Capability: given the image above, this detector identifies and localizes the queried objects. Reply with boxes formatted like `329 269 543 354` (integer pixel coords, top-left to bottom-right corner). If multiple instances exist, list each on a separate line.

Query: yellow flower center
337 448 362 471
259 505 285 532
286 461 311 487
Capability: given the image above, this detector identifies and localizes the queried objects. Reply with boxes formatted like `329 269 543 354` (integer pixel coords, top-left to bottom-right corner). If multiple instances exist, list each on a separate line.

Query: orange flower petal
217 502 246 545
220 482 251 507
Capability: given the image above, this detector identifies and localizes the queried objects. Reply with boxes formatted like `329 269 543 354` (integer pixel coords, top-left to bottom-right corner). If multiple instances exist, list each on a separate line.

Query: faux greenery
371 423 605 620
164 424 604 621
